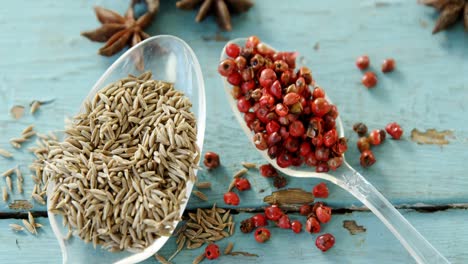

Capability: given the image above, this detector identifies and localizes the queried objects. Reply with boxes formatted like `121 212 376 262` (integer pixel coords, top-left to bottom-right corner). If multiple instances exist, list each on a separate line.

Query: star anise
420 0 468 34
81 0 159 56
176 0 254 31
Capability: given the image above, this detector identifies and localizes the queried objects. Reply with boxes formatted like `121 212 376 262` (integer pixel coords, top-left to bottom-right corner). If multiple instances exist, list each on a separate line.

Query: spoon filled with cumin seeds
41 35 206 264
219 37 449 264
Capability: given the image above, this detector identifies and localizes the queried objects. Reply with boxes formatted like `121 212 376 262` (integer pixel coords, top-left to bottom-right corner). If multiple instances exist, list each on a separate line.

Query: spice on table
264 205 283 221
241 162 257 169
361 71 378 88
299 204 313 216
251 214 268 227
259 164 278 178
368 129 384 146
356 55 370 70
9 224 24 232
315 233 335 252
195 181 212 189
0 149 13 158
306 216 321 233
240 218 255 233
81 0 160 56
386 122 403 139
204 151 220 169
264 188 315 205
352 122 368 137
176 0 254 31
192 253 205 264
193 190 209 201
315 204 332 223
360 150 376 168
223 191 240 206
30 100 42 114
2 186 8 201
232 168 248 178
235 178 251 191
273 175 287 189
291 220 302 233
312 182 329 198
10 105 25 120
254 227 271 243
276 214 291 229
357 137 371 152
204 243 220 260
419 0 468 34
381 58 396 73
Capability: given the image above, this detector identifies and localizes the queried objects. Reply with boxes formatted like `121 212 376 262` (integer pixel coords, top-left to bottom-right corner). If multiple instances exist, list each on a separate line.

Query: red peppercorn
327 105 339 119
246 36 260 49
315 147 330 162
226 43 241 58
251 214 268 227
267 145 280 159
259 164 278 178
218 59 237 77
204 152 220 169
240 218 255 233
369 129 383 145
316 205 332 223
280 70 293 86
316 162 329 173
256 43 275 56
273 60 289 72
316 233 335 252
244 112 256 126
264 205 283 221
298 66 313 85
250 54 265 71
323 115 336 132
227 72 242 86
312 87 325 99
231 86 242 99
266 121 280 134
353 122 368 137
259 94 275 108
323 129 338 147
327 157 343 171
283 92 301 106
299 204 313 216
253 132 268 150
311 134 323 148
204 243 220 260
306 216 321 233
311 98 331 117
289 120 305 137
223 191 240 206
269 80 283 99
357 137 371 152
385 122 403 139
276 151 293 168
241 67 254 82
277 214 291 229
381 58 395 73
313 182 329 198
241 80 255 94
235 56 247 70
237 97 251 113
362 72 377 88
275 103 289 117
254 227 271 243
356 55 370 70
360 150 376 167
259 68 277 88
235 178 251 191
332 137 348 155
299 141 312 157
284 137 300 153
267 132 282 147
304 152 318 166
273 174 288 188
291 220 302 234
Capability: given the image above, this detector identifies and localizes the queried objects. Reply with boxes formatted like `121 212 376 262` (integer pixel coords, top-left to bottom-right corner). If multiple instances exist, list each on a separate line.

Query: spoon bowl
47 35 206 264
220 38 449 264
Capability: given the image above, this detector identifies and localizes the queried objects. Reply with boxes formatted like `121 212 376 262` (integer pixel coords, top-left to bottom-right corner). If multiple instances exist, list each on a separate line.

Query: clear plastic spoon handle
333 162 450 264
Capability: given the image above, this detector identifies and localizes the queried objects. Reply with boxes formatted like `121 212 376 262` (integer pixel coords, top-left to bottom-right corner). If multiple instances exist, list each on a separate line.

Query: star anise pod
420 0 468 34
176 0 254 31
81 0 160 56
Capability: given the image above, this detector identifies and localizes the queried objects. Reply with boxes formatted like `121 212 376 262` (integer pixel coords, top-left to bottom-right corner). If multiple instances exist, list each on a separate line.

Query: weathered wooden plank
0 209 466 263
0 0 467 216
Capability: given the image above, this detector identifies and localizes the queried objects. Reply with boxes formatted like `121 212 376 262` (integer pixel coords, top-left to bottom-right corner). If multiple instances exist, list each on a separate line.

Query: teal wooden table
1 0 467 263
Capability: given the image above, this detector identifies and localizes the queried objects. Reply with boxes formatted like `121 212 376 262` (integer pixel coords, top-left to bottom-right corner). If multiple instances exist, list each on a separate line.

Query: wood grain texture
0 210 467 263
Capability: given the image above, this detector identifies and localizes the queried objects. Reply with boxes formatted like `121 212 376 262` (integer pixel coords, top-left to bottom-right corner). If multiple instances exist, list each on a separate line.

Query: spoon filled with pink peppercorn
218 36 449 264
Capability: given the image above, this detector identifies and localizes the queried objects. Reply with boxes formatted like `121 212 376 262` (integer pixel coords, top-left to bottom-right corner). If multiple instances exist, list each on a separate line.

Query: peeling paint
8 200 33 210
411 128 453 145
343 220 366 235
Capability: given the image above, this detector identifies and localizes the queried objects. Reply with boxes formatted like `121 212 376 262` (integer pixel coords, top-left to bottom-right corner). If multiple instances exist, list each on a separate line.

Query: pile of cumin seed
35 71 200 252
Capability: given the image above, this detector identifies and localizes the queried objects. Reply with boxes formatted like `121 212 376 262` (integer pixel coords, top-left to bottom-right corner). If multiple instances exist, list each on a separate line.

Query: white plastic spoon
220 38 449 264
47 35 206 264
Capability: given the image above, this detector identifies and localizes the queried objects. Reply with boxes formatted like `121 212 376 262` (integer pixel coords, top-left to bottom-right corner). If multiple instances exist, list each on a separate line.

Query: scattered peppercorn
291 220 303 233
306 216 321 233
385 122 403 139
204 152 220 169
357 137 371 152
254 227 271 243
312 182 329 198
315 233 335 252
251 214 268 227
273 175 287 189
240 218 255 233
299 204 313 216
235 178 251 191
352 122 368 137
361 71 378 88
223 191 240 206
264 205 283 221
277 214 291 229
205 244 220 260
315 204 332 223
360 150 376 168
356 55 370 70
381 58 395 73
368 129 384 146
259 164 278 178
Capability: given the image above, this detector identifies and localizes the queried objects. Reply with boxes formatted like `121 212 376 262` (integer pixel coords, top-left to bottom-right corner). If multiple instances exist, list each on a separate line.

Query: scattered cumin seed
233 168 248 178
10 224 24 231
154 254 171 264
22 131 36 139
22 125 35 135
2 167 15 177
195 181 212 189
192 253 205 264
224 242 234 254
227 179 236 192
17 178 23 193
2 187 8 201
22 219 36 235
193 190 208 201
241 162 257 169
6 176 13 191
30 101 41 114
0 149 13 158
10 141 21 149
